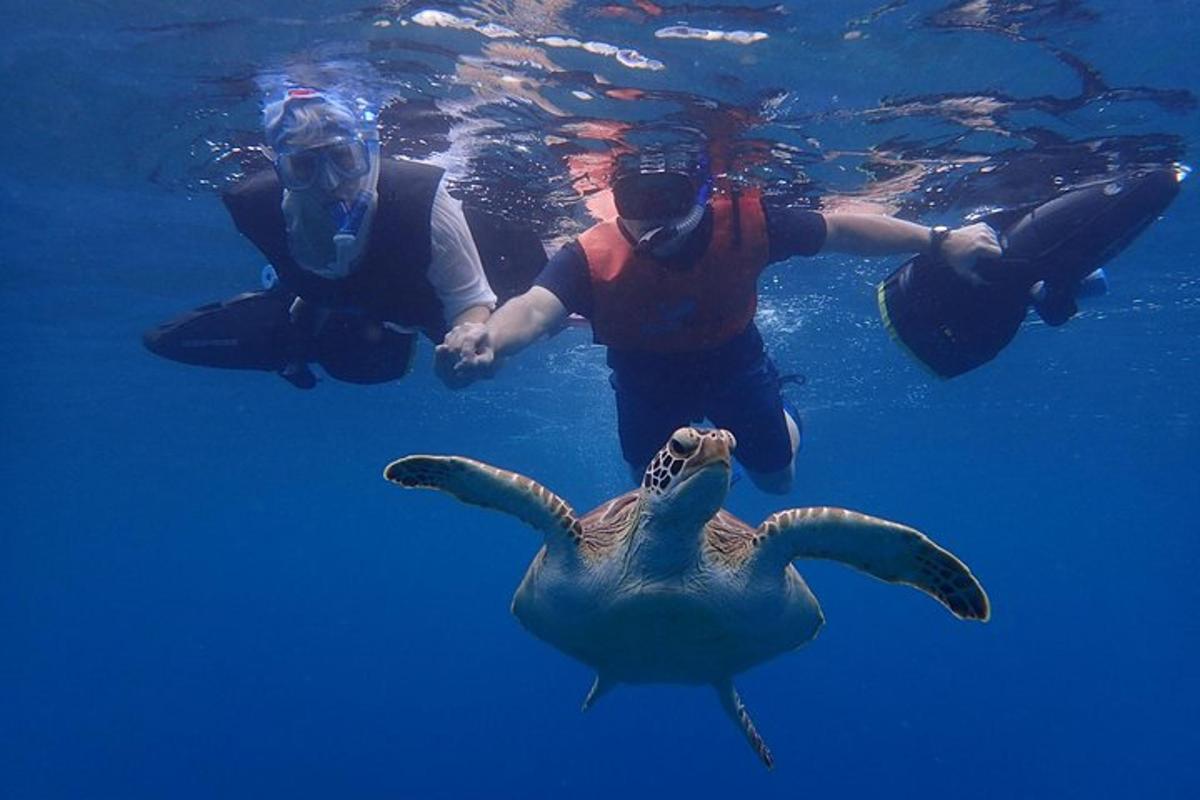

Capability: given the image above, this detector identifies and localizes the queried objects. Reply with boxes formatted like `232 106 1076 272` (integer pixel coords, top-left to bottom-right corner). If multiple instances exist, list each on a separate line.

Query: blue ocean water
2 1 1198 797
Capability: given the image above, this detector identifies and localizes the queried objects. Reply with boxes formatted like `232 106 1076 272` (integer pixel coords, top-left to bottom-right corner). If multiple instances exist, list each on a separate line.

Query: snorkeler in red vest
435 149 1002 494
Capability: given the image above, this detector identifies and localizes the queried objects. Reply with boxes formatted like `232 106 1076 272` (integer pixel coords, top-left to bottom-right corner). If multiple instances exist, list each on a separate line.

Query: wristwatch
928 225 951 259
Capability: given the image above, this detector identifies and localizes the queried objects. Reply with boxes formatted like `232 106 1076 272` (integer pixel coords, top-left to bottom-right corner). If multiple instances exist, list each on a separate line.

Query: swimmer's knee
746 463 794 495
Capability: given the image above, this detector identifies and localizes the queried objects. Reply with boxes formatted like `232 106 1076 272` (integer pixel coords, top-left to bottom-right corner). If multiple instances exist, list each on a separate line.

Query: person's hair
263 92 361 154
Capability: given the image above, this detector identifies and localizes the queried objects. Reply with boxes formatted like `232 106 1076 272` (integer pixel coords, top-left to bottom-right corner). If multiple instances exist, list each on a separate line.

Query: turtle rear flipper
751 507 990 622
384 455 584 550
714 680 773 770
581 673 617 712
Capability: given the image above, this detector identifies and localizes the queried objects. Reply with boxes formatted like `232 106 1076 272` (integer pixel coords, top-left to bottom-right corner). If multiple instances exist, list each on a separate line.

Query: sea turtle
384 427 989 768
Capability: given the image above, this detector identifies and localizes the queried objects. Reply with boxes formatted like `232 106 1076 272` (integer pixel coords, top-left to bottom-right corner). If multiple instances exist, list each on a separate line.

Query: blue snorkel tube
330 107 381 272
330 189 374 240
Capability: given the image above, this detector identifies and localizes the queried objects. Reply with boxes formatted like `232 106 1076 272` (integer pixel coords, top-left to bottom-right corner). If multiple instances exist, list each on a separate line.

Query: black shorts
607 324 795 474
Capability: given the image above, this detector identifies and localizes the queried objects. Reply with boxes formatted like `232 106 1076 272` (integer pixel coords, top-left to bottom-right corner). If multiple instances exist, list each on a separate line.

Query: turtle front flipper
751 507 990 621
385 455 584 547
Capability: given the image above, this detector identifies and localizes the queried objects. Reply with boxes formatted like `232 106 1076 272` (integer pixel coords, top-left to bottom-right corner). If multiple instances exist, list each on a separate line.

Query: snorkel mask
263 88 382 272
264 88 380 193
612 150 711 255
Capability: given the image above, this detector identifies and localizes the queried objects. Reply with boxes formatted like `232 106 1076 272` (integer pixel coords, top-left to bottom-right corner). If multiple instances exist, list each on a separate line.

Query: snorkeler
435 148 1001 494
143 88 544 389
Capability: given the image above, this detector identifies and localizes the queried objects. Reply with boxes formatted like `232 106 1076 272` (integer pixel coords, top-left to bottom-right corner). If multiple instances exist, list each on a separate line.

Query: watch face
930 225 950 257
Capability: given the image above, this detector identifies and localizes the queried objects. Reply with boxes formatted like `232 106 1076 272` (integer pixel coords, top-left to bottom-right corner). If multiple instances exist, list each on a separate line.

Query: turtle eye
668 430 698 458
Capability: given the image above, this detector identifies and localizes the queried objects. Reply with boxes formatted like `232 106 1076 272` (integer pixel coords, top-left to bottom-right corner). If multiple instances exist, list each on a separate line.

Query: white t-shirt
427 177 497 324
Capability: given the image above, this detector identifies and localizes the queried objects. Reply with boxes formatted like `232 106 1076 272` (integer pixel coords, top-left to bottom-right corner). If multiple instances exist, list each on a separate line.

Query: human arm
435 286 568 387
821 213 1001 277
435 238 589 388
451 303 491 327
426 179 498 326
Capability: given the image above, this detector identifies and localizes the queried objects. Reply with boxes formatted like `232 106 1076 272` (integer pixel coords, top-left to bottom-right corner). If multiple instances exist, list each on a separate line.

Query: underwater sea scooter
877 166 1185 378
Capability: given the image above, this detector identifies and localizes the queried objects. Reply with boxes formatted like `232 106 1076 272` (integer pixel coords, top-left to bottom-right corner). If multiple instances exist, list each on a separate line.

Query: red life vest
579 188 769 353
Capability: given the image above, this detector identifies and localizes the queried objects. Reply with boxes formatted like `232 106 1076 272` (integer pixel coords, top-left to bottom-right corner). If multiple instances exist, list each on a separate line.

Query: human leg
610 369 700 483
314 316 416 384
707 352 798 495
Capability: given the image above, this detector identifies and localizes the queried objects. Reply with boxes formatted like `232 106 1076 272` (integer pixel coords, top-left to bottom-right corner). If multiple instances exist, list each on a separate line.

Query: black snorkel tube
633 176 714 255
877 166 1184 378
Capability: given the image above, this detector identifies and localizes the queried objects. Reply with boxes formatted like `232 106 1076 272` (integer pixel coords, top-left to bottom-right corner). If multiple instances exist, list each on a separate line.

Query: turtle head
640 427 735 524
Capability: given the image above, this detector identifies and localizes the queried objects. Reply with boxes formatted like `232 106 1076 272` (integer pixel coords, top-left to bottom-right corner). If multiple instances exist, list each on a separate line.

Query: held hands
942 223 1003 282
434 321 497 389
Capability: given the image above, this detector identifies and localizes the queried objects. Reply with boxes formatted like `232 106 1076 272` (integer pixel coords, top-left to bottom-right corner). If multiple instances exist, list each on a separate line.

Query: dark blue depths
2 2 1199 798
